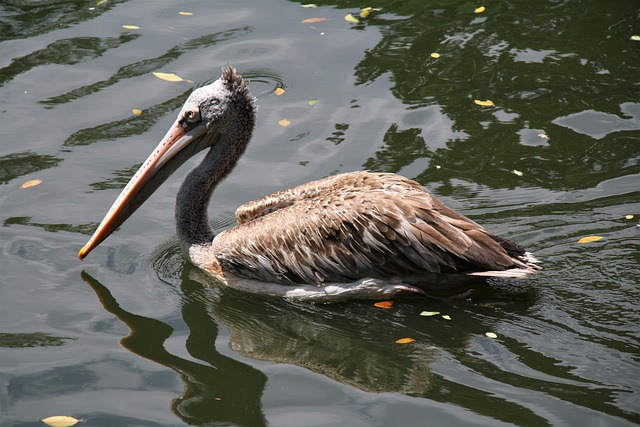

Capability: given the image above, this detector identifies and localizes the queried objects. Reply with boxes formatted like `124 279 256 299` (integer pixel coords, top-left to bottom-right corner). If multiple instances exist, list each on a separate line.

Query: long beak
78 118 214 260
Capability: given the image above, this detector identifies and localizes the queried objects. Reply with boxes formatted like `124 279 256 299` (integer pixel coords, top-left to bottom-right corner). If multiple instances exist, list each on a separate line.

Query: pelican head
79 66 256 259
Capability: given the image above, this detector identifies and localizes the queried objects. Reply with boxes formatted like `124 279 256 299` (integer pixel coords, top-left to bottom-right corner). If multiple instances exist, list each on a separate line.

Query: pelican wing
214 172 529 285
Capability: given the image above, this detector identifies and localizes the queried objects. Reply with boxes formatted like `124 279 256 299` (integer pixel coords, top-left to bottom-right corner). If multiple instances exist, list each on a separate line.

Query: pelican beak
78 116 212 260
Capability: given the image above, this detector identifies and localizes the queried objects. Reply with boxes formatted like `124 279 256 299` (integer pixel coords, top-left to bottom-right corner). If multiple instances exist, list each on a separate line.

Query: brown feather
212 172 539 285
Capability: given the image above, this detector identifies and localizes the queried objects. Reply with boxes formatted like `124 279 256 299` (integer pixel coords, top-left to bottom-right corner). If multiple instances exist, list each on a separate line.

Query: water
1 0 639 426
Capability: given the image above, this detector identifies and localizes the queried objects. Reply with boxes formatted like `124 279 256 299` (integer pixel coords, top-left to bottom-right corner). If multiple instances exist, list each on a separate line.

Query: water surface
1 0 639 426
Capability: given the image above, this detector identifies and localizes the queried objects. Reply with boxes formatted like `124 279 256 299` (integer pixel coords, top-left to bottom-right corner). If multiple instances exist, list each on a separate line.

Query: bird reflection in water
82 249 539 425
81 270 268 426
81 263 448 425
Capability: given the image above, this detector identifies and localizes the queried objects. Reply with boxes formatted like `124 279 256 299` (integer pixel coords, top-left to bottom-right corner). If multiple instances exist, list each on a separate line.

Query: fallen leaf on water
41 416 79 427
179 11 193 16
374 300 393 309
21 179 43 189
132 108 142 115
420 311 440 316
512 169 523 176
485 332 498 338
625 214 634 220
395 337 415 344
474 6 486 13
474 99 494 107
345 13 360 23
359 6 381 18
631 35 640 41
122 25 140 30
430 52 441 59
538 133 549 139
578 235 603 243
301 4 318 8
442 315 452 320
96 0 108 5
308 98 318 106
152 72 186 82
278 119 291 127
274 88 285 96
302 17 328 23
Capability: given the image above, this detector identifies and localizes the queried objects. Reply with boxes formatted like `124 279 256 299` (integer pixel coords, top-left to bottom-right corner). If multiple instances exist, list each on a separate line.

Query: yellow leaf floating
512 169 523 176
132 108 142 115
373 300 393 309
302 17 328 23
442 315 452 320
430 52 441 59
96 0 108 5
578 235 603 243
474 6 486 13
152 72 186 82
21 179 43 189
345 13 360 23
474 99 494 107
41 416 80 427
179 11 193 16
308 98 318 106
301 4 318 8
278 119 291 127
625 214 634 220
395 337 415 344
274 88 285 96
631 35 640 41
485 332 498 339
538 133 549 139
360 9 371 18
420 311 440 316
122 25 140 30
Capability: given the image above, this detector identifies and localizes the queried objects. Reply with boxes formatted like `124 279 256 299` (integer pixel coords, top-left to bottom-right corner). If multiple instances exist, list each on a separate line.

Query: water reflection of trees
343 0 640 191
0 34 139 87
0 332 73 348
0 152 61 184
48 27 252 111
0 0 126 41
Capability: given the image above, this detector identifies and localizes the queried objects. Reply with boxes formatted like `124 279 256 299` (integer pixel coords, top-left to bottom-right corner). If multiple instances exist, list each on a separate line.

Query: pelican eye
184 108 201 123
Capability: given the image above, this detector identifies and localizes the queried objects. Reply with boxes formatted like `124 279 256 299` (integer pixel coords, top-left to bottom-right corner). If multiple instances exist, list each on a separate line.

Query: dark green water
1 1 639 426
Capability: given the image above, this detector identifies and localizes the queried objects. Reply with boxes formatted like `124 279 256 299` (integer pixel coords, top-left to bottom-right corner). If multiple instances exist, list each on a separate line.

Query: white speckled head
79 66 256 259
178 65 254 136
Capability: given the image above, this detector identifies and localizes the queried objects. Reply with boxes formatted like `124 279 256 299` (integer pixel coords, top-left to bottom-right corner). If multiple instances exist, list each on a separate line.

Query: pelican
79 66 539 301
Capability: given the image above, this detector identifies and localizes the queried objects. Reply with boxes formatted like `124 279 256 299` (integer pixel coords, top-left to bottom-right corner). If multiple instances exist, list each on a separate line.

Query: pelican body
79 66 538 301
